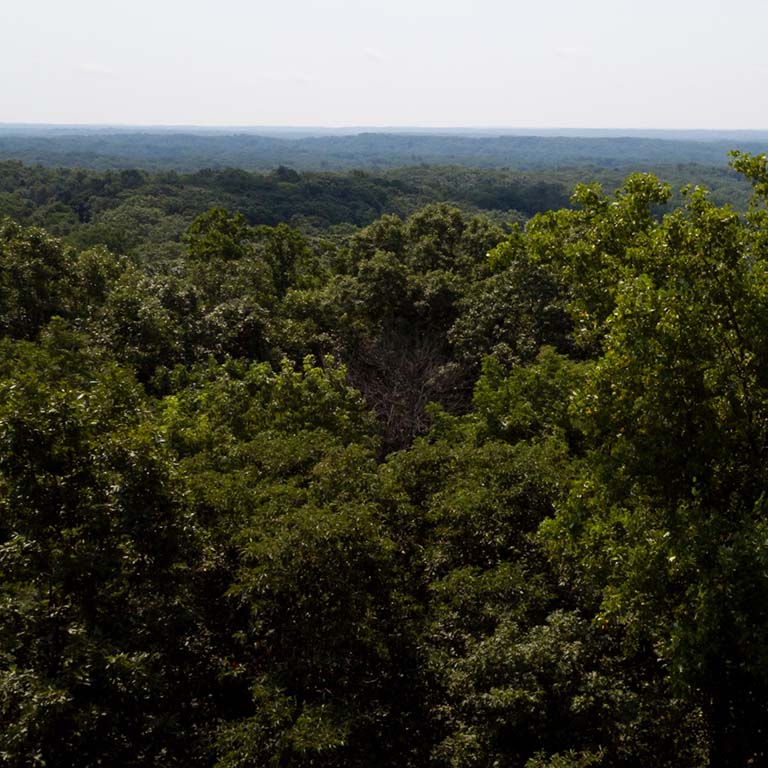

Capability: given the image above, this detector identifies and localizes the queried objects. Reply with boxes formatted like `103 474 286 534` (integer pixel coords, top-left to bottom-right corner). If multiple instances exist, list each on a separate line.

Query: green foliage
256 223 324 297
542 171 768 765
220 498 399 765
161 355 375 456
522 174 672 349
473 348 587 444
185 207 254 262
0 341 213 766
4 154 768 767
0 218 75 338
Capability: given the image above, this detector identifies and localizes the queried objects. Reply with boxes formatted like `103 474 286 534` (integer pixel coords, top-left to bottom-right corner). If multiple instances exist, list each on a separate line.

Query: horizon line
3 122 768 133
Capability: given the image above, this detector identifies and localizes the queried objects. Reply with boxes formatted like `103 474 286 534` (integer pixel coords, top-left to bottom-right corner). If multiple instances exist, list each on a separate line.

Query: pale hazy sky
2 0 767 128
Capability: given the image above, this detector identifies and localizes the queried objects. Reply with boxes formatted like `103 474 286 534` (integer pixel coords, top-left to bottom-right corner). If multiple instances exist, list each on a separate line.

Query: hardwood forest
3 137 768 766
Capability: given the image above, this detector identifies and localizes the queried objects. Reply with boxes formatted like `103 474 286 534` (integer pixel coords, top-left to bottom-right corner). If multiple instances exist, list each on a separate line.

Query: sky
2 0 767 128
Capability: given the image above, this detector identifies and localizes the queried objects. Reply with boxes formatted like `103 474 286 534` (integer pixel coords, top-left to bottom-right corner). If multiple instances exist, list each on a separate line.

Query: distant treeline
0 130 767 171
0 160 754 262
0 161 563 255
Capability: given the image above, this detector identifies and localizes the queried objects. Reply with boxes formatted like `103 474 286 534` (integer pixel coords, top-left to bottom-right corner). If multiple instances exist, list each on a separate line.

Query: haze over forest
1 124 767 172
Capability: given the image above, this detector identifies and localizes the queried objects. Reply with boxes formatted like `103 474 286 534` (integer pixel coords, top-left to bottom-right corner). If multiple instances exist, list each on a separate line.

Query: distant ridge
3 123 768 142
1 127 766 171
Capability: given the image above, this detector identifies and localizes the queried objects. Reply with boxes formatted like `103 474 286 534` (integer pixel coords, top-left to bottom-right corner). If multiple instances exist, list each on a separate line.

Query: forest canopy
2 150 768 766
